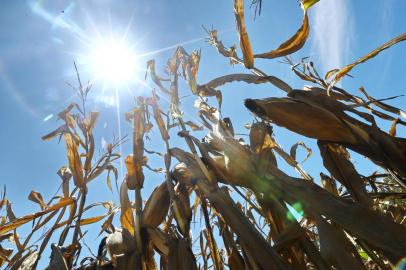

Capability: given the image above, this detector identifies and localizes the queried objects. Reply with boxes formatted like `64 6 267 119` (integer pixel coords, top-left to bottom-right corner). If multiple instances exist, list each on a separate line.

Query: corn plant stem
163 140 176 200
57 187 79 247
200 198 223 270
32 206 68 269
72 188 87 246
134 188 143 253
195 179 290 269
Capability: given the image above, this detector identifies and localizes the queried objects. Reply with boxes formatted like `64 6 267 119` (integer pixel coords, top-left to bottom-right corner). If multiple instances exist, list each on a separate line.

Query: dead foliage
1 1 405 269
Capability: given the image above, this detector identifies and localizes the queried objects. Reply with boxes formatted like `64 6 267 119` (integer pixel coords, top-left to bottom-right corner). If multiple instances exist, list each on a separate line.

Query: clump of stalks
1 0 406 269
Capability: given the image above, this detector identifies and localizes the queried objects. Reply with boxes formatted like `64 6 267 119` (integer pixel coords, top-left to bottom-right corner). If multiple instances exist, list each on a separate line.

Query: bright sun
88 39 138 85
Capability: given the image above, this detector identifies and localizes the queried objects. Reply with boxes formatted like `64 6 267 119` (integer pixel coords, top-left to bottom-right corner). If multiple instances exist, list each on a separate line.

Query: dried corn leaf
170 149 207 187
147 228 170 256
57 167 72 199
86 111 99 131
318 142 372 207
204 127 406 261
127 106 147 190
389 118 399 137
0 200 7 212
259 166 406 260
0 233 12 242
228 248 245 270
79 215 107 226
6 202 16 222
332 32 406 83
106 174 112 193
56 214 107 231
142 182 170 228
0 245 12 267
171 163 289 269
18 251 38 270
254 12 310 59
316 216 366 270
0 198 74 235
197 74 292 94
185 49 201 94
126 159 145 191
222 138 258 187
119 181 135 236
47 244 68 270
201 203 223 270
145 60 171 95
234 0 254 68
245 97 358 144
255 196 311 269
301 0 320 11
184 121 203 131
325 69 339 81
125 155 143 190
144 241 158 270
320 173 339 197
84 135 95 173
64 133 85 188
168 236 198 270
273 224 303 250
172 183 192 238
290 141 312 164
249 121 278 171
175 47 201 94
28 191 47 210
99 212 115 236
359 87 406 119
41 125 68 141
149 97 170 140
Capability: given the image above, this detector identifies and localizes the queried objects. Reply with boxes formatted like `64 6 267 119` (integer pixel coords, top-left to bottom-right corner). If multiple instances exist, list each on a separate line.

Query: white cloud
381 0 393 36
310 0 353 74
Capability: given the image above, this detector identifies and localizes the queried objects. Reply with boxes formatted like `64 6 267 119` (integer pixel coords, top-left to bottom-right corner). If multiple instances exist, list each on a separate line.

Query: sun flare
87 39 138 85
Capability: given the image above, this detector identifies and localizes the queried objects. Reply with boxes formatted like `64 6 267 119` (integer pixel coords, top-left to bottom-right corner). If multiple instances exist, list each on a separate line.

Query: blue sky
0 0 405 266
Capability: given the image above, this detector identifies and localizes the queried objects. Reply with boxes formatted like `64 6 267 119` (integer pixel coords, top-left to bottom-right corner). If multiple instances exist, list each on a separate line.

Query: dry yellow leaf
79 215 107 226
120 180 135 236
333 32 406 83
142 182 170 228
301 0 320 11
28 191 47 210
64 133 85 188
255 12 309 59
0 198 74 235
234 0 254 68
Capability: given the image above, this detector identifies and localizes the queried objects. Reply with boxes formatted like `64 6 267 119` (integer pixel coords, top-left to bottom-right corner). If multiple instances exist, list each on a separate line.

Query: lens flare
395 258 406 270
87 39 138 85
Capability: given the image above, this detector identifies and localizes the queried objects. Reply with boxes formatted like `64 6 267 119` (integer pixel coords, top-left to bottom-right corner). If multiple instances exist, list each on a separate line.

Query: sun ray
114 85 124 181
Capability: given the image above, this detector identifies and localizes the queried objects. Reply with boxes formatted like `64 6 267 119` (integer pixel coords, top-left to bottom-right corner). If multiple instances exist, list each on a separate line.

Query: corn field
1 0 406 269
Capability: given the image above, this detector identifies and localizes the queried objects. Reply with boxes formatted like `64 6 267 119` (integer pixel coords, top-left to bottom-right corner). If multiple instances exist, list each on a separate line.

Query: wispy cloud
377 0 394 88
381 0 393 37
310 0 353 74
